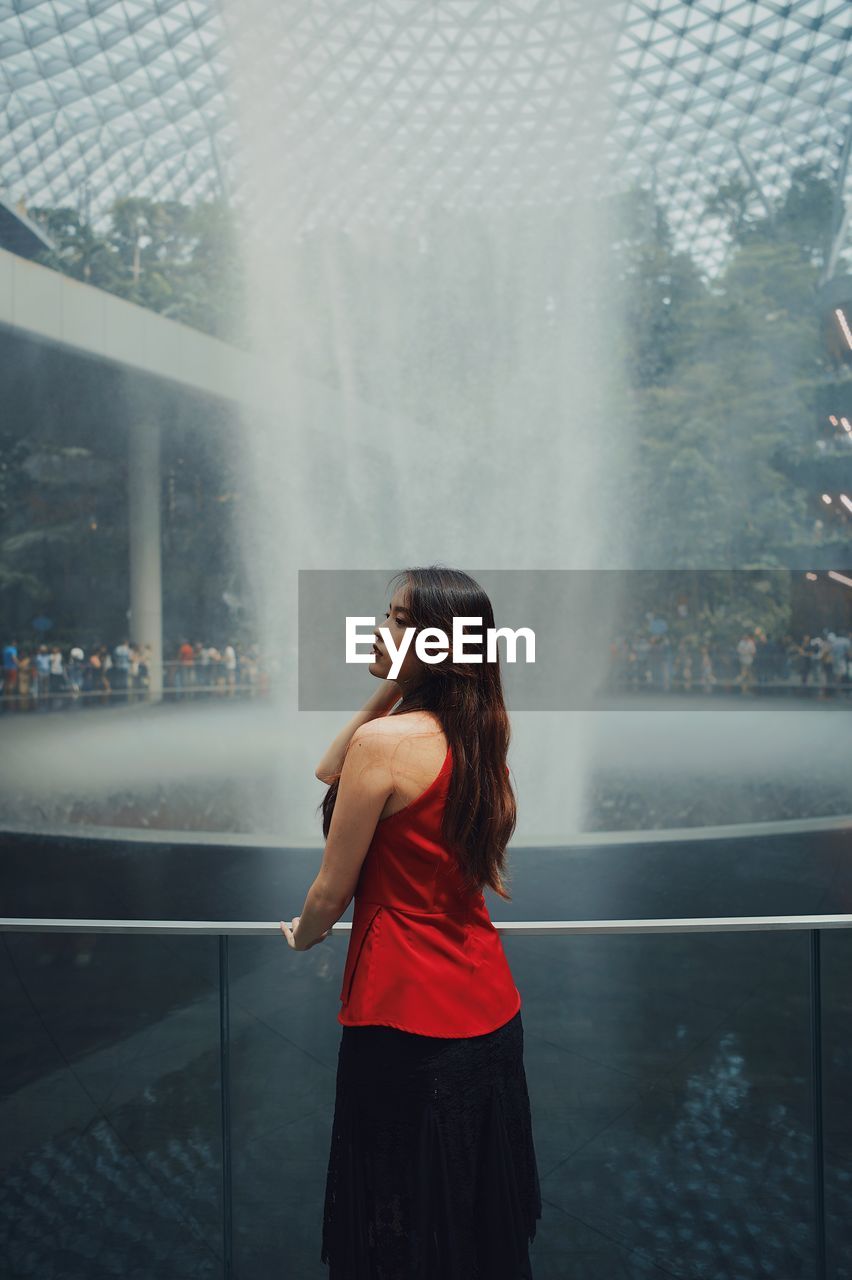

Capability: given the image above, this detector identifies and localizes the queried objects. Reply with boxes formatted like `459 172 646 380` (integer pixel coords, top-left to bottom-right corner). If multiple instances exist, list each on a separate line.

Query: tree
30 196 246 344
625 168 832 577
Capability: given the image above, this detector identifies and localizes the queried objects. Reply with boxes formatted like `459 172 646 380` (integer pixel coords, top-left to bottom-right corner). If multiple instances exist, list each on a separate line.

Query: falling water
1 5 850 842
218 0 633 839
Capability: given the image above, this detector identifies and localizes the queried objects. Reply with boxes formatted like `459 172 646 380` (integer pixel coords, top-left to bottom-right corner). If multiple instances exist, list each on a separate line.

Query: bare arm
294 727 397 946
315 681 402 782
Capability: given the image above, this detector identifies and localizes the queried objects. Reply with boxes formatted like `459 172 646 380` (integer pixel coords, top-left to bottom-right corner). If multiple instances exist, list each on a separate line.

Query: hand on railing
280 915 331 951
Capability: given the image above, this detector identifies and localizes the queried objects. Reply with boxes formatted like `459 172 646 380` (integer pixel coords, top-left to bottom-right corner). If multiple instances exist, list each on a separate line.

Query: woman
281 566 542 1279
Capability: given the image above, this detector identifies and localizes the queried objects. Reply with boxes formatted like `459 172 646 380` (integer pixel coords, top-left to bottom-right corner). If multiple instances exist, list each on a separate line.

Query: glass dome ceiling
1 0 851 273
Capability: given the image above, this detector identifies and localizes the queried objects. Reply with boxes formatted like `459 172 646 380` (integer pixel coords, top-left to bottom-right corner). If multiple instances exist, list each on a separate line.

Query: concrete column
128 419 163 703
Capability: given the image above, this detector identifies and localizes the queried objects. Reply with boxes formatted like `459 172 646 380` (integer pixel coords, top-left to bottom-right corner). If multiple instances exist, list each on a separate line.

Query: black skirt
320 1008 542 1280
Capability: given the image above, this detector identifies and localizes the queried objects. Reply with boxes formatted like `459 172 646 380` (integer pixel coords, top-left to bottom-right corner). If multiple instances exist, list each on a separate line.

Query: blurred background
2 3 852 1278
1 0 852 839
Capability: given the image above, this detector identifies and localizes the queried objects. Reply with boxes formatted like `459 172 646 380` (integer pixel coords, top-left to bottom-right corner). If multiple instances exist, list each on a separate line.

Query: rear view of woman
282 565 542 1279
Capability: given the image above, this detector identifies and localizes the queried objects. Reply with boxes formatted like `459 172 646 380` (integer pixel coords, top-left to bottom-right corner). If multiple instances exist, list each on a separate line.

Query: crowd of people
2 619 851 713
0 637 271 711
609 624 852 695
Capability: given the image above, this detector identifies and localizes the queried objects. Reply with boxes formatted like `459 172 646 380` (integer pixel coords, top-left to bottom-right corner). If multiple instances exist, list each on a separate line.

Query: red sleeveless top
337 744 522 1037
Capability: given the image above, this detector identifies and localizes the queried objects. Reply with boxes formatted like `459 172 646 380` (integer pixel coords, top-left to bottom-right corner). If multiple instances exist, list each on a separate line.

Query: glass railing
2 908 849 1280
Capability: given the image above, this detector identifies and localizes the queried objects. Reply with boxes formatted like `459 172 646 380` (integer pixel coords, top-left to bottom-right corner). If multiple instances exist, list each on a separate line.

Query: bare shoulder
348 720 394 756
352 712 443 758
346 718 410 766
348 713 446 814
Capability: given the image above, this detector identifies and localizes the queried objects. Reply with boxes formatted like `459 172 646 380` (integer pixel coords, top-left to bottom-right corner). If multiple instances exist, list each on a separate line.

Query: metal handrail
3 912 852 934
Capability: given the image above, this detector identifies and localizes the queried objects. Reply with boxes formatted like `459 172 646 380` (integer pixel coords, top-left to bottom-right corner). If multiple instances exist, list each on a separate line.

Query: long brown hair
319 566 516 900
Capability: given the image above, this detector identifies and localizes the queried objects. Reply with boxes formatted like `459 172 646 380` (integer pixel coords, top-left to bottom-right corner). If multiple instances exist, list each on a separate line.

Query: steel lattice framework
1 0 851 272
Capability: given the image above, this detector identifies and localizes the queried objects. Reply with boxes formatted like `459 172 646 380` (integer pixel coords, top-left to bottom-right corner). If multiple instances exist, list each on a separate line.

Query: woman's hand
374 678 404 713
280 916 331 951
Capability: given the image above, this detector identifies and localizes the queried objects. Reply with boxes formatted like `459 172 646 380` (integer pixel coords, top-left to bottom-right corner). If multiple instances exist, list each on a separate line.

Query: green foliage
625 165 836 607
29 195 246 344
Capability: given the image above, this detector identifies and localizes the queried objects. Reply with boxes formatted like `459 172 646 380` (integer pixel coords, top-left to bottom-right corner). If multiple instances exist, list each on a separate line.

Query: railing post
219 934 233 1279
809 928 826 1280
